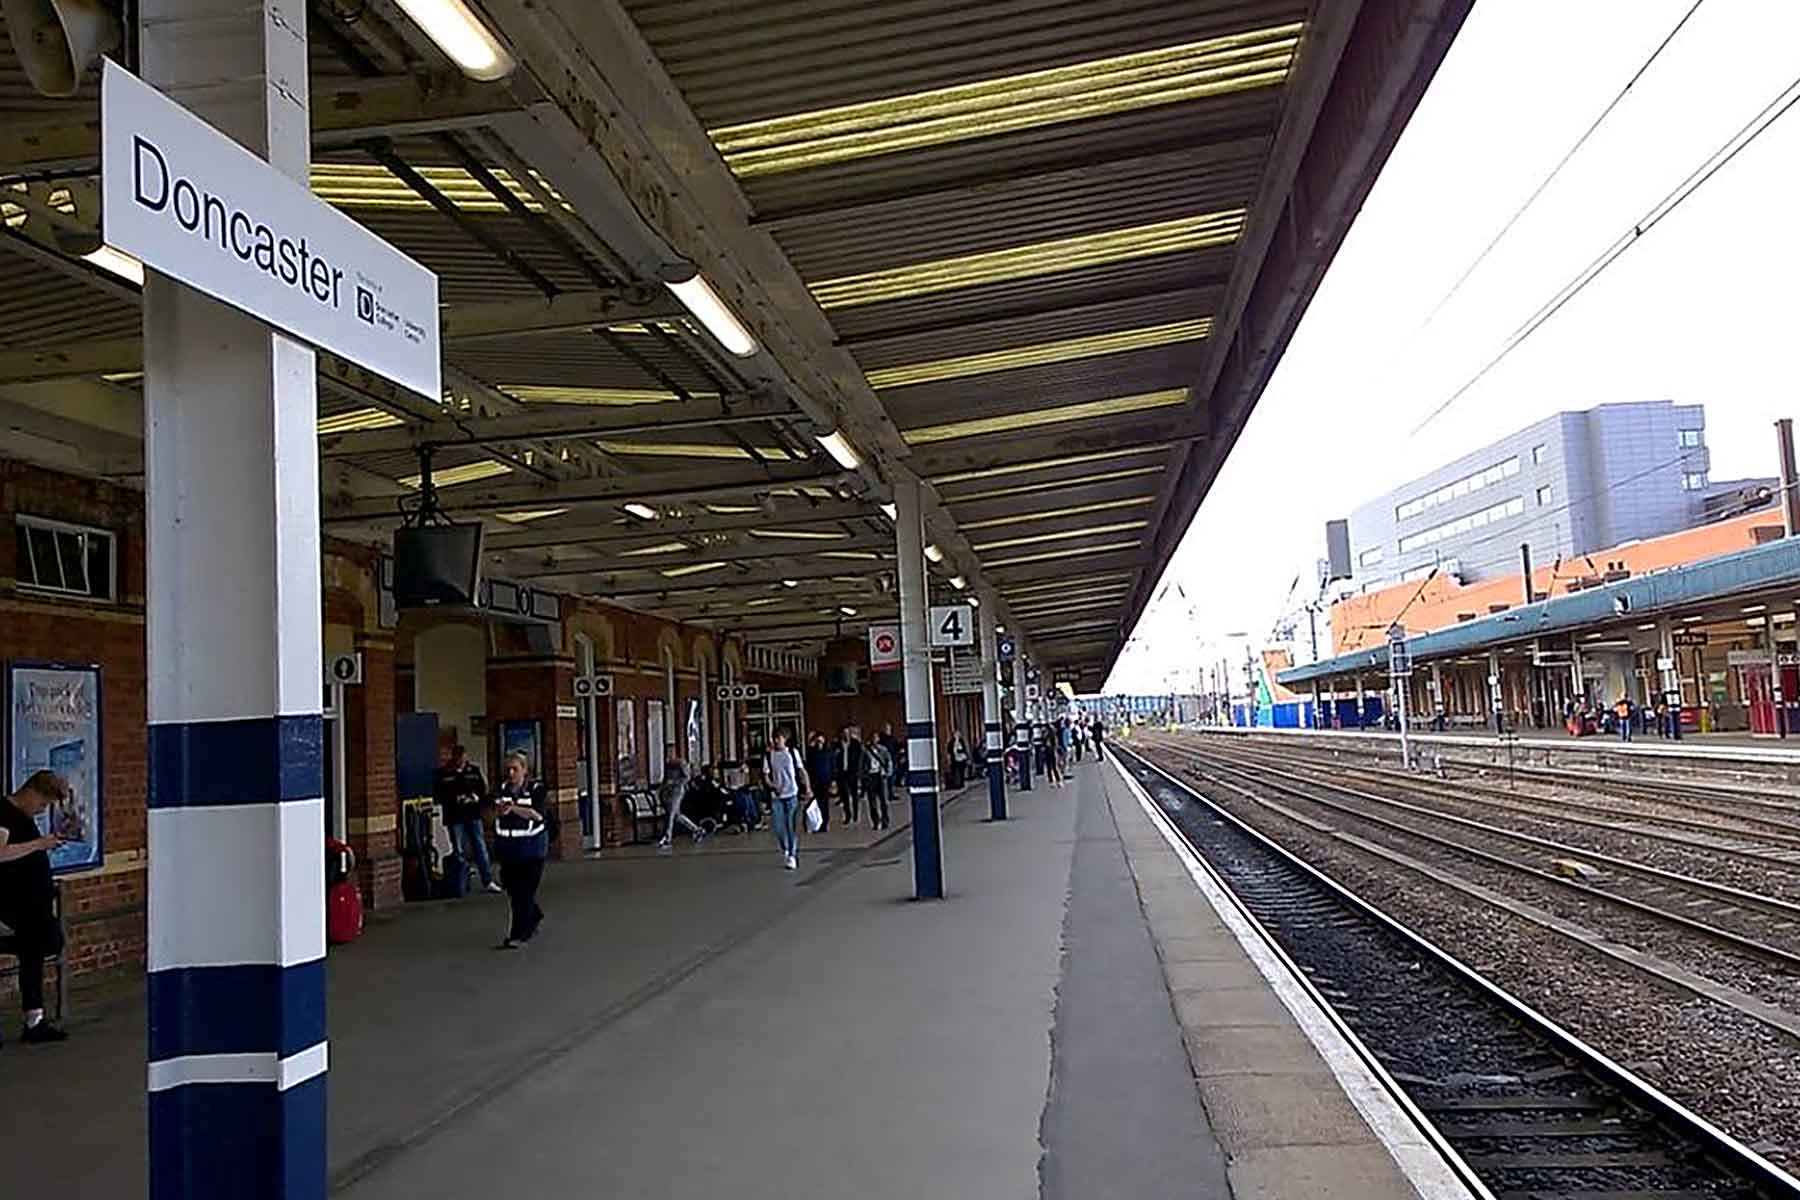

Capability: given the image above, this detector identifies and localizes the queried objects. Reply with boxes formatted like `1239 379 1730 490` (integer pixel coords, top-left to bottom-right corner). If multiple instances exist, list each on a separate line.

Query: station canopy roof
1279 534 1800 687
0 0 1469 687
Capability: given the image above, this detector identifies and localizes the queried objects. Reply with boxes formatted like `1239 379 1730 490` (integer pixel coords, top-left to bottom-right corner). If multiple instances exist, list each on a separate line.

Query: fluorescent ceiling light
839 606 858 616
397 460 512 489
811 211 1245 309
493 508 569 525
392 0 516 80
949 575 966 589
983 539 1142 570
905 390 1188 446
923 544 944 563
504 386 694 406
933 446 1169 485
667 273 758 357
1743 604 1767 613
316 407 405 436
969 596 980 607
624 503 659 520
880 502 898 520
946 467 1169 508
707 24 1301 178
960 495 1156 531
749 528 848 541
782 578 800 588
746 596 785 607
660 561 728 578
972 520 1148 552
819 550 881 560
1636 623 1657 631
619 541 692 557
84 245 144 285
871 323 1209 391
707 503 764 515
816 429 863 470
1681 615 1706 622
596 439 785 460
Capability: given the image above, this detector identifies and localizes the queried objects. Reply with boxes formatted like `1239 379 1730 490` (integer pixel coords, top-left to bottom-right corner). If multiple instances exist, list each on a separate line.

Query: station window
1531 444 1547 466
1678 429 1702 449
1358 547 1383 568
1681 471 1707 491
1398 495 1525 554
15 515 116 602
1536 484 1553 507
1394 456 1520 521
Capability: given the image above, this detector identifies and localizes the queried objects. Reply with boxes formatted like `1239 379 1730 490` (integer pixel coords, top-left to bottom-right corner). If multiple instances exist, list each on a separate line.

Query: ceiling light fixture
392 0 516 81
949 575 966 589
839 606 858 616
816 429 863 471
782 579 800 588
880 502 897 520
923 544 944 563
666 272 759 357
83 245 144 285
624 503 659 520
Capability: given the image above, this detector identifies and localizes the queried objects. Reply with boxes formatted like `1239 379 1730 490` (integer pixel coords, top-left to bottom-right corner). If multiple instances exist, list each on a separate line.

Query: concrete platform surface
2 751 1450 1198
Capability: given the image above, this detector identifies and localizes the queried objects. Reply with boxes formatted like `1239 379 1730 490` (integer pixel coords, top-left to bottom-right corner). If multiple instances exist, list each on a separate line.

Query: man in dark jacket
0 771 71 1046
836 729 865 827
805 733 835 831
434 743 498 894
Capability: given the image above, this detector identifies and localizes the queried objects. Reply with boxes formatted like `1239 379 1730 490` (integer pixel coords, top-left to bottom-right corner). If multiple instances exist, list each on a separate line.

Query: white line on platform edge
1107 752 1488 1200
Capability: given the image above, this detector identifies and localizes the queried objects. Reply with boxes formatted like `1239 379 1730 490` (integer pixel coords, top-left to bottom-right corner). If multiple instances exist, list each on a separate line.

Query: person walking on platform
767 730 803 870
805 732 835 832
865 734 893 831
656 745 705 850
493 752 550 950
1092 718 1106 757
947 729 970 788
434 743 500 894
0 771 72 1046
1615 696 1634 743
836 728 865 828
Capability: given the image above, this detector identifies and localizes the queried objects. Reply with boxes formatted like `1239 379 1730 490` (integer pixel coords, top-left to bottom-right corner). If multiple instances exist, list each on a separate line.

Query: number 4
939 609 963 640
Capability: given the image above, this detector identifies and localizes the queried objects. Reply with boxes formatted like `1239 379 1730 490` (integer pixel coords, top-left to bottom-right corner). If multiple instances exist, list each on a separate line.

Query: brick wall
0 460 150 1001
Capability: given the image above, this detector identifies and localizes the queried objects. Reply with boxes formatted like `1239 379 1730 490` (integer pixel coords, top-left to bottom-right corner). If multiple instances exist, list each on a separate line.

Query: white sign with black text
100 61 441 399
929 604 974 648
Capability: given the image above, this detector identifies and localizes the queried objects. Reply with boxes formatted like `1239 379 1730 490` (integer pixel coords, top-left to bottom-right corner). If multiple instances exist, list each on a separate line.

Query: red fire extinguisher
325 837 364 945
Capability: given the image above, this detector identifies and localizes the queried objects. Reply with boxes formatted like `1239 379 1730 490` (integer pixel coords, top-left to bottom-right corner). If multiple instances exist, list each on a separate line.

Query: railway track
1154 737 1800 986
1110 741 1800 1199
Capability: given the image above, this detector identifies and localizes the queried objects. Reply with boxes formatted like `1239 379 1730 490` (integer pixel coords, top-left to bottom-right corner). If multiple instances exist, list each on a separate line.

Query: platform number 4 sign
929 604 975 648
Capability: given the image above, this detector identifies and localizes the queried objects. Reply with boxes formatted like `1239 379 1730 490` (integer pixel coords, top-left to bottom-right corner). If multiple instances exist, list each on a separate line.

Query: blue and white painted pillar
142 3 328 1196
978 598 1006 820
1012 651 1032 791
895 476 944 899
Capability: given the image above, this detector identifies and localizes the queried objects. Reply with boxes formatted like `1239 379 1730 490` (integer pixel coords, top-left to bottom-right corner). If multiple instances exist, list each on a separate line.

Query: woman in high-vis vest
493 751 549 949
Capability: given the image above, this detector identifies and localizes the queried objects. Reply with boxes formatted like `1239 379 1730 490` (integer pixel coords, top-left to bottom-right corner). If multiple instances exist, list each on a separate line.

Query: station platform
1185 722 1800 785
5 757 1459 1199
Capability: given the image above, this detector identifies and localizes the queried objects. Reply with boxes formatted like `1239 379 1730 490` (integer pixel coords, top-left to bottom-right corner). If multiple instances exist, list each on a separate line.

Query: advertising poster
7 662 104 873
499 719 542 780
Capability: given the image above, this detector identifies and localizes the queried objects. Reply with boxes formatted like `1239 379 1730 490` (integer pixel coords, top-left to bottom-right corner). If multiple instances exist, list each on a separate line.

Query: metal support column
1429 661 1444 727
1658 619 1683 741
1012 651 1032 790
142 3 326 1195
1488 650 1504 734
979 600 1006 820
895 477 944 898
1354 674 1366 729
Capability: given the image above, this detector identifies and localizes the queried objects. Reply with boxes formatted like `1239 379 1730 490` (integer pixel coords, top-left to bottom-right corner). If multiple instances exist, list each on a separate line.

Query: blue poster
7 662 104 874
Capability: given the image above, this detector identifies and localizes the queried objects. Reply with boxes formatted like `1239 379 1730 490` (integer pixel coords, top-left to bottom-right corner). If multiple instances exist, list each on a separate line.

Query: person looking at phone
492 753 549 950
0 770 72 1047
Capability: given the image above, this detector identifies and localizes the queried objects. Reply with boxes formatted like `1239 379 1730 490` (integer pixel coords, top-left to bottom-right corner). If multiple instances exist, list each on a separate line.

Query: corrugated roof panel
449 330 722 394
624 0 1307 126
0 242 137 348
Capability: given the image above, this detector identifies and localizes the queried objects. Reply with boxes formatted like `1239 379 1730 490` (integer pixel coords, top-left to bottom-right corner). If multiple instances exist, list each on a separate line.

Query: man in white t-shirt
766 730 804 870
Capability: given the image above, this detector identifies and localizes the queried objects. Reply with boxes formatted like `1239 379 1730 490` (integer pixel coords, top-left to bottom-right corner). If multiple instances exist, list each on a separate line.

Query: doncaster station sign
100 61 441 399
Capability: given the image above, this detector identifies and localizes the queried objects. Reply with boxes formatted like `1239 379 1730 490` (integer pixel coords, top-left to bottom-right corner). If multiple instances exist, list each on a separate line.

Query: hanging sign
101 61 441 398
928 604 974 648
7 662 104 874
869 623 901 670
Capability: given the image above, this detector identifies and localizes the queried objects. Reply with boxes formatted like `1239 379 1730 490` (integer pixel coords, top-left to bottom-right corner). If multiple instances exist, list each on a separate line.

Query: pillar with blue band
142 4 329 1193
893 477 944 899
978 600 1007 819
1012 653 1033 791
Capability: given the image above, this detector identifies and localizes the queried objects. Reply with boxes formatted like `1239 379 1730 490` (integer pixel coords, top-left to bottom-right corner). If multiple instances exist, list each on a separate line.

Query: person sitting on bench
0 770 71 1048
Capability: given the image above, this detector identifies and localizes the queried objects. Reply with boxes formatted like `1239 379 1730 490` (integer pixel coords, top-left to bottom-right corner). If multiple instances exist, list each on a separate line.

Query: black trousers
499 857 545 943
0 898 61 1012
840 779 860 823
867 778 891 830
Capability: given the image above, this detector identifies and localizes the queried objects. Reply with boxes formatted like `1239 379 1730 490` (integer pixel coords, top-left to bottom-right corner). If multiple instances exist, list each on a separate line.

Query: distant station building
1340 400 1775 593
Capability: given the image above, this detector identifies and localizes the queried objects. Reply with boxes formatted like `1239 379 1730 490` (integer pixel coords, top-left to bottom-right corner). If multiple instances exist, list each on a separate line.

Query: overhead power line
1401 1 1705 345
1412 63 1800 436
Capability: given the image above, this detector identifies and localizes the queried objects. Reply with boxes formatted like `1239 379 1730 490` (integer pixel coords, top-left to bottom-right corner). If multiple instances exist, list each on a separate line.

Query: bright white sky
1107 0 1800 694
